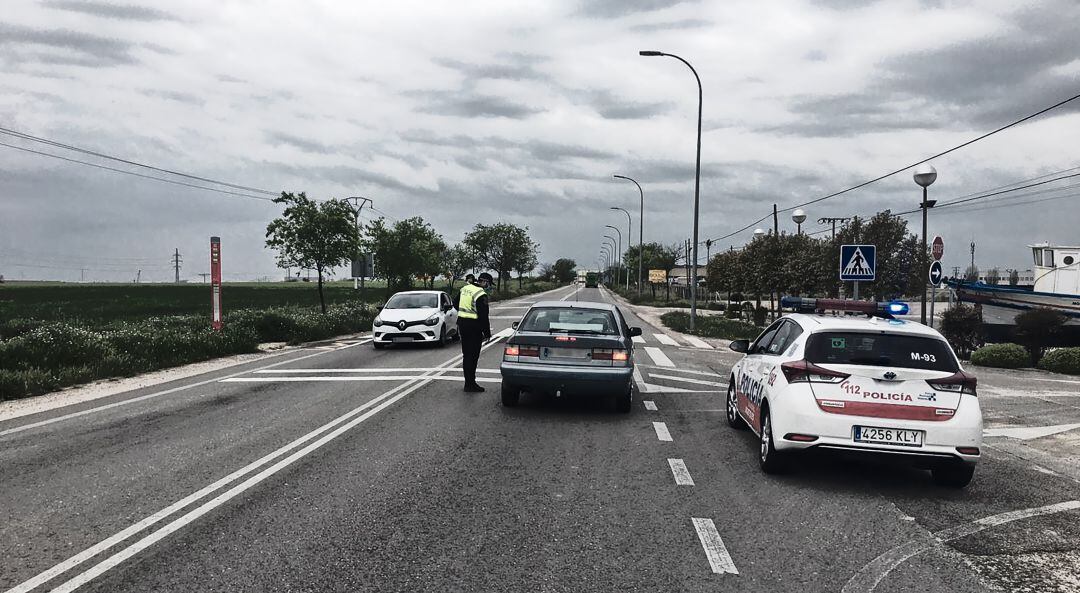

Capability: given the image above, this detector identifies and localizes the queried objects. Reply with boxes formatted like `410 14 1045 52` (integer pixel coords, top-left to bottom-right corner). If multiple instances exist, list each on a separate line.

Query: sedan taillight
504 345 540 361
781 360 850 384
927 371 978 396
592 348 629 365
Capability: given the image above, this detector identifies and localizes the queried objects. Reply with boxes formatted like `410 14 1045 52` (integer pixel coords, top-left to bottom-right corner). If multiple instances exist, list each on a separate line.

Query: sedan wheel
726 381 746 430
615 384 632 413
501 380 520 407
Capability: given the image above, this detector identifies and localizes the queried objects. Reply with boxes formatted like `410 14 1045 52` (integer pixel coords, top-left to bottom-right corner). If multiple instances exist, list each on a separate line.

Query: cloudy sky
1 0 1078 282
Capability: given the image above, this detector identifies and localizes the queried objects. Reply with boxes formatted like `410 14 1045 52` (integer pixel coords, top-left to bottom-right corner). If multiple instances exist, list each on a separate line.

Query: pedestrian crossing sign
839 244 876 281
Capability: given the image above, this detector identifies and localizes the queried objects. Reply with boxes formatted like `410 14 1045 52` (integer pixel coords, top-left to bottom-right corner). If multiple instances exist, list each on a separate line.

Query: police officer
457 272 492 392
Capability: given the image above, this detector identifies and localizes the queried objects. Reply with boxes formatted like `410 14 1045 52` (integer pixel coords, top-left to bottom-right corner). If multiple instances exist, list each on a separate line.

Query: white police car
726 298 982 488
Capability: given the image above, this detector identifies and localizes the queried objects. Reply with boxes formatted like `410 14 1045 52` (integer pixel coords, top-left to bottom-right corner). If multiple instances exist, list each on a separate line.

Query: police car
726 298 982 488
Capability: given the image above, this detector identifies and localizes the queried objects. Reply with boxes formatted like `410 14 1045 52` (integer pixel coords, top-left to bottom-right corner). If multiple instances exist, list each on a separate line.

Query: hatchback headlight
424 313 440 326
373 316 383 327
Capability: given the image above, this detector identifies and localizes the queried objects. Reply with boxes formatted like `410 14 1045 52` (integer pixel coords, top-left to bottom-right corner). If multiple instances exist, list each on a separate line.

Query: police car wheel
615 384 632 413
501 380 520 407
726 380 746 430
931 464 975 488
758 411 788 474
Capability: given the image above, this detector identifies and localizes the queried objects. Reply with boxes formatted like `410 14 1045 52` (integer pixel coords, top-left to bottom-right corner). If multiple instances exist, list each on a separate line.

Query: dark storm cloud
264 131 334 154
413 91 543 119
524 140 614 160
586 90 672 120
810 0 880 9
433 57 549 82
41 0 179 21
771 1 1080 137
578 0 697 18
0 22 136 66
628 18 711 32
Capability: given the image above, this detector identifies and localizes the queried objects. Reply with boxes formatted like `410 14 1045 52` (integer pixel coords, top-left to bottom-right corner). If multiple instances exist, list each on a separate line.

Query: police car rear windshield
806 332 958 372
519 307 619 335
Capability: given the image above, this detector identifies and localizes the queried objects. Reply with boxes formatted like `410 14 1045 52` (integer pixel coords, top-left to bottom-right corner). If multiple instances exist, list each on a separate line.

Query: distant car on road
500 301 642 412
726 298 982 487
373 290 458 349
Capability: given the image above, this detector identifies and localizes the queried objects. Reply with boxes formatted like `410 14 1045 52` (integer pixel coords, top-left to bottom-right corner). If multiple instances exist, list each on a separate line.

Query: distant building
975 268 1034 288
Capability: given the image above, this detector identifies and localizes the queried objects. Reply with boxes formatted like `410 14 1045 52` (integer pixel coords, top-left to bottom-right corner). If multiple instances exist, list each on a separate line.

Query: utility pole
172 248 183 283
199 273 210 283
970 241 976 269
348 196 373 290
817 217 851 239
135 269 141 284
80 268 86 282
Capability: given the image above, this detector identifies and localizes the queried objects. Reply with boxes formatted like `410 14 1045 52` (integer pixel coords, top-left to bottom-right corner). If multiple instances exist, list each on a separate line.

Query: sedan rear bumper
500 362 633 396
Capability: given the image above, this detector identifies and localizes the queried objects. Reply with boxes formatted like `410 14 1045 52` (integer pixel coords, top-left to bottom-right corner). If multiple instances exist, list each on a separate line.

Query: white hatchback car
726 298 982 488
373 290 458 349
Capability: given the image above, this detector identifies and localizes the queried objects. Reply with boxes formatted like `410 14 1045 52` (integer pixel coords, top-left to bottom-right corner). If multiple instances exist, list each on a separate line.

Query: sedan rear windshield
385 294 438 309
518 307 619 335
805 332 958 372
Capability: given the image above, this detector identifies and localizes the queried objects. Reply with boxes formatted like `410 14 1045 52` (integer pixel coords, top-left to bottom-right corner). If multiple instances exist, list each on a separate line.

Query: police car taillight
781 360 849 384
781 297 910 318
926 371 978 396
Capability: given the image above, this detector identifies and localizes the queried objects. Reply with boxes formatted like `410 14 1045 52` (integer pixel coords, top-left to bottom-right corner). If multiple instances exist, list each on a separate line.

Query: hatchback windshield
519 307 619 335
805 332 958 372
385 294 438 309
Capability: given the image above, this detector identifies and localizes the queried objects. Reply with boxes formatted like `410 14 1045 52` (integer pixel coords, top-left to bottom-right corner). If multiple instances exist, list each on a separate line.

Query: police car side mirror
729 339 750 353
629 327 642 337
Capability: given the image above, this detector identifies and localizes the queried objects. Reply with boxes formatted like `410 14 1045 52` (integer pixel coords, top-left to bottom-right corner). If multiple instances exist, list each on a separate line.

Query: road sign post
210 236 222 331
928 260 943 328
840 244 876 301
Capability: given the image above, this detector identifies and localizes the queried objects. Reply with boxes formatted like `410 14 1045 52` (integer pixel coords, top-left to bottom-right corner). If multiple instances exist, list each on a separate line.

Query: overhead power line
0 126 278 196
706 89 1080 243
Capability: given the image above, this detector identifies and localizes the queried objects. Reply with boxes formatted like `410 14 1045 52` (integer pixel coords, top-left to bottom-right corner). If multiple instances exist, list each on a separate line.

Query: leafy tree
362 216 445 292
1013 307 1067 365
441 244 477 292
964 265 980 282
985 267 1001 286
265 192 360 313
939 304 984 359
552 258 577 283
1008 269 1020 286
465 223 537 293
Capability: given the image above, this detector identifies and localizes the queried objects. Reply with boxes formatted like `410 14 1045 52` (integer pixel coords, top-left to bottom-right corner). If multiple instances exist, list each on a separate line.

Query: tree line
264 192 543 312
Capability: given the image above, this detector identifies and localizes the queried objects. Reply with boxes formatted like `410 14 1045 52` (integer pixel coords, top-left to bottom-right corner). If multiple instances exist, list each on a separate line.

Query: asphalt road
2 284 1079 592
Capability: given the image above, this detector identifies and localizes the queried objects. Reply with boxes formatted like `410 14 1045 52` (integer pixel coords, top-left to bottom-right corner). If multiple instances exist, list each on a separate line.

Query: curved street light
639 50 703 330
913 164 938 324
613 175 645 296
605 224 622 289
609 207 632 291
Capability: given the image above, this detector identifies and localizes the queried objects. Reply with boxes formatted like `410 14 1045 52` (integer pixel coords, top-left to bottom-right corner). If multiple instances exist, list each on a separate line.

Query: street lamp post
610 207 632 291
792 208 807 235
639 50 703 331
913 164 938 325
613 175 644 297
605 224 622 290
600 245 612 283
603 235 618 284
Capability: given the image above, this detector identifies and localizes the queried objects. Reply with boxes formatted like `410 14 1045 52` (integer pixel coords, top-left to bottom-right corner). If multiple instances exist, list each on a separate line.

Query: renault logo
398 320 407 330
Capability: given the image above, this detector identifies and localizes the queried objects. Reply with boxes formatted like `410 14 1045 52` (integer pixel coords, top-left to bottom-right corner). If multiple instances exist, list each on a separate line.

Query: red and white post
210 236 223 331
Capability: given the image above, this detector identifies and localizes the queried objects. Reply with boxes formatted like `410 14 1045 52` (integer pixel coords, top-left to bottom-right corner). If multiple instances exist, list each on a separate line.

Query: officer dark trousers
458 318 484 386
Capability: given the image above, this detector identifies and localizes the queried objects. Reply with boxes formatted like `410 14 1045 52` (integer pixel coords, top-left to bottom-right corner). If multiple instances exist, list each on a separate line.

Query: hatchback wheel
758 411 788 474
726 381 746 429
438 326 450 347
932 464 975 488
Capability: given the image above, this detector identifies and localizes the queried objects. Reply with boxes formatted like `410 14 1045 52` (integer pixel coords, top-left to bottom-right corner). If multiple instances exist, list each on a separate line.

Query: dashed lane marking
654 333 679 346
255 368 501 374
223 376 502 384
683 335 712 349
652 421 673 442
841 500 1080 593
643 347 675 368
633 368 652 393
632 335 646 344
691 518 739 575
644 400 658 411
668 458 695 486
648 373 725 387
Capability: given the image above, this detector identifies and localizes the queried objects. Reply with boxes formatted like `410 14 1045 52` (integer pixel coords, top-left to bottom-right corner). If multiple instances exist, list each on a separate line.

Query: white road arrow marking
983 423 1080 440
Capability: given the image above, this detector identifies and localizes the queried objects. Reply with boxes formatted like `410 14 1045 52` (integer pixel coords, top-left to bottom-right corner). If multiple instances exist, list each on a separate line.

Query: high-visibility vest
457 283 485 319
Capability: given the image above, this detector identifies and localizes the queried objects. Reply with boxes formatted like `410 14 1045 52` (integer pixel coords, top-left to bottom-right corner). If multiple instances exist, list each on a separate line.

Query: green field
0 281 393 328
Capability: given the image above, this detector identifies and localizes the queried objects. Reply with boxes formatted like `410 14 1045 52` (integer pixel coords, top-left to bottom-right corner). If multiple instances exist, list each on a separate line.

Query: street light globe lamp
913 163 938 325
792 208 807 234
753 228 766 239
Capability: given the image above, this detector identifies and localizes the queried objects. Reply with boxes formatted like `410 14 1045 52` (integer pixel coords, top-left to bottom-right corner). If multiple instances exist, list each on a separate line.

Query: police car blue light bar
781 296 909 317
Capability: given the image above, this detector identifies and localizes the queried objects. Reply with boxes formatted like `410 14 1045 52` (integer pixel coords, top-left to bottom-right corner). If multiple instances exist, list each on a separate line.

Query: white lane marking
560 287 581 301
490 316 524 320
668 458 695 486
9 336 509 593
631 335 646 344
691 518 739 575
644 400 658 411
654 333 679 346
0 339 374 438
684 335 712 349
841 500 1080 593
649 373 725 387
653 421 673 442
983 422 1080 440
633 368 652 393
638 365 721 378
255 368 501 374
490 306 531 310
643 347 675 368
222 376 501 384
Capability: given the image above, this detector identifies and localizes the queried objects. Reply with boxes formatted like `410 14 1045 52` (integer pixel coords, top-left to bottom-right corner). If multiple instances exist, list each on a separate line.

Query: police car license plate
853 426 923 447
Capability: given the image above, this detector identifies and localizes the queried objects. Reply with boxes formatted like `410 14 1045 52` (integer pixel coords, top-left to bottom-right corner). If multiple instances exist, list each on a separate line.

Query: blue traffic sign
840 244 876 281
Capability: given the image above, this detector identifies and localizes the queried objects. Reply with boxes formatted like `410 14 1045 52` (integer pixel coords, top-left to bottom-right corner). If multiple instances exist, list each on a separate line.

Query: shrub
753 305 768 326
0 368 60 401
1013 308 1067 365
1039 348 1080 375
970 343 1029 369
661 312 761 340
0 323 112 372
939 304 984 359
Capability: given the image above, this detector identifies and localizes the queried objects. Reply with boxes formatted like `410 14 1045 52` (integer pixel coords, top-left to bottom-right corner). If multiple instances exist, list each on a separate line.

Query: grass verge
660 311 761 341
